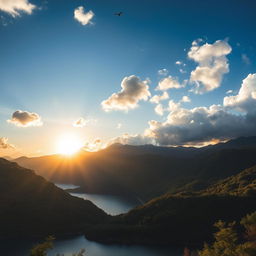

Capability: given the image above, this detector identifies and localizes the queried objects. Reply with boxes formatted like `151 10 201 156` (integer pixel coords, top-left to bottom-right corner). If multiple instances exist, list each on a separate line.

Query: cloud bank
0 0 36 17
145 73 256 146
102 75 151 111
111 73 256 147
8 110 42 127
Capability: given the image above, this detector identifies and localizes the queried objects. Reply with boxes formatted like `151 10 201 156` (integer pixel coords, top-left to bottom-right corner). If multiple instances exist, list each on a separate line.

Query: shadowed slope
0 158 108 238
84 165 256 246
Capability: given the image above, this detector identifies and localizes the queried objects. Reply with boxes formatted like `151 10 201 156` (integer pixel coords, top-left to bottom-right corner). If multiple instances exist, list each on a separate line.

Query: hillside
84 164 256 246
0 158 108 238
14 136 256 201
203 165 256 196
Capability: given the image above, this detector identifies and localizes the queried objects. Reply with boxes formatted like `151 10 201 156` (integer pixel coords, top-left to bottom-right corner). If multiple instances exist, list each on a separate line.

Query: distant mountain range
1 136 256 246
13 136 256 201
0 158 108 239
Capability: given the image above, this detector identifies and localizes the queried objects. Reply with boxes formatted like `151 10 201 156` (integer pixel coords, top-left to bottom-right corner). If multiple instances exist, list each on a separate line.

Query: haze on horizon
0 0 256 158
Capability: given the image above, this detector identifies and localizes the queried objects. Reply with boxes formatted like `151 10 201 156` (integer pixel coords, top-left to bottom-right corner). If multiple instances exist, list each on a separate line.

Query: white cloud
188 39 232 94
145 104 256 146
242 54 250 65
224 73 256 113
105 73 256 147
83 138 102 152
157 76 184 91
108 133 155 146
74 6 94 26
168 100 180 112
143 73 256 146
101 75 151 111
73 117 88 127
226 90 233 94
0 0 36 17
7 110 42 127
158 68 168 76
150 92 169 104
175 61 182 65
181 96 191 103
0 137 14 149
155 104 164 116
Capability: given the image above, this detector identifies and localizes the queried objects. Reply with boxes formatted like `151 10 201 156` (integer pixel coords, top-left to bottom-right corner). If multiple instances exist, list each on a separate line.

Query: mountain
0 158 108 238
13 136 256 201
84 165 256 246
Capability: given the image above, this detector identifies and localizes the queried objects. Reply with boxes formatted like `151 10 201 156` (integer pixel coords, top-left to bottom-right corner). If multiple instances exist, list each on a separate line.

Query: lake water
0 184 183 256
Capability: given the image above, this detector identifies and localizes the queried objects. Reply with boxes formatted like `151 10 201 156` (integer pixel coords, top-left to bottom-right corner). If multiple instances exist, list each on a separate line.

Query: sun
56 133 83 156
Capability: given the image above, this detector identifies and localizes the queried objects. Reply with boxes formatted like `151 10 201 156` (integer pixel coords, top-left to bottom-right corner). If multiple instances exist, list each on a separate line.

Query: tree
30 236 54 256
30 236 85 256
198 212 256 256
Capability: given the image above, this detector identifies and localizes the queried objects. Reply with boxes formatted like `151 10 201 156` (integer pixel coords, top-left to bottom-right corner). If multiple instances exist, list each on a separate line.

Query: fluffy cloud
155 104 164 116
7 110 42 127
150 92 169 104
0 0 36 17
175 61 182 65
158 68 168 76
146 104 256 146
0 137 14 149
83 138 102 152
101 75 151 111
143 73 256 146
181 96 191 103
157 76 184 91
188 39 232 94
74 6 94 26
224 73 256 113
108 133 155 146
103 73 256 147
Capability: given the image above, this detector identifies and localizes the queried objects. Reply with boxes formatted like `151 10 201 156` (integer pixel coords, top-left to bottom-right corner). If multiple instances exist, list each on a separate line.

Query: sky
0 0 256 157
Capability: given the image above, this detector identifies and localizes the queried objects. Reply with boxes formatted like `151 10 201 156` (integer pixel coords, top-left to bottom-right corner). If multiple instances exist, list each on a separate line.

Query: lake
0 184 183 256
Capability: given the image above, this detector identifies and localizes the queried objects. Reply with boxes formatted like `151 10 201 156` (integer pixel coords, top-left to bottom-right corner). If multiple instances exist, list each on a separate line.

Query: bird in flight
114 12 123 16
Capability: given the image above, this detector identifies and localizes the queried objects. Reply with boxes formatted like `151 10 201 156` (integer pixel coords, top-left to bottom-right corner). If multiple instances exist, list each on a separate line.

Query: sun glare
56 133 83 156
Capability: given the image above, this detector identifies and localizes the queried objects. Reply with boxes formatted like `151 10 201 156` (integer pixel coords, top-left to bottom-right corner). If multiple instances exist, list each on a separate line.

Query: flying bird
114 12 123 16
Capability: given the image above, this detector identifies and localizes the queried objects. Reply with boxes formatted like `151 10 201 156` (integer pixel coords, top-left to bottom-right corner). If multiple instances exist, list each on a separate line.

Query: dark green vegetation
14 136 256 201
0 158 108 239
30 236 85 256
84 165 256 246
198 212 256 256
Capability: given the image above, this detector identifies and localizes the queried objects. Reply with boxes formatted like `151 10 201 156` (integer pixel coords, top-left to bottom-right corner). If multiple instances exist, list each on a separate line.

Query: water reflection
48 235 182 256
0 184 183 256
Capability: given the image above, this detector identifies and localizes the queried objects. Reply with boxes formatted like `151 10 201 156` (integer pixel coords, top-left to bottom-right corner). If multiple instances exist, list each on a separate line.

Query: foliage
198 213 256 256
30 236 85 256
84 165 256 245
30 236 54 256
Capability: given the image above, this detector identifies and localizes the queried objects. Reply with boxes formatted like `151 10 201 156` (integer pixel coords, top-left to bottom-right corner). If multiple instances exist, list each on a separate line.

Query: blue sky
0 0 256 156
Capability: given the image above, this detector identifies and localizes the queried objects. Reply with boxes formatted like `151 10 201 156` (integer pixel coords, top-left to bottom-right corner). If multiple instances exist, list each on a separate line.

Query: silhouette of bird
114 12 123 16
